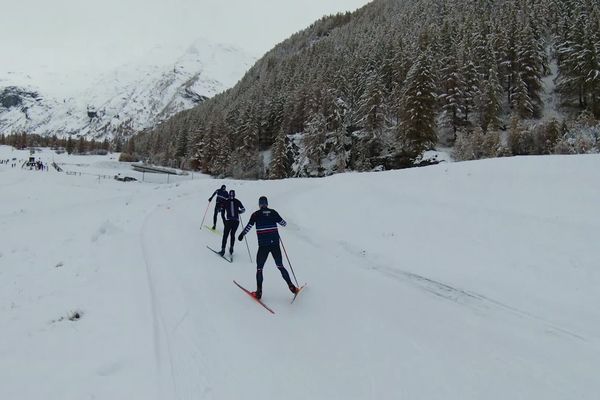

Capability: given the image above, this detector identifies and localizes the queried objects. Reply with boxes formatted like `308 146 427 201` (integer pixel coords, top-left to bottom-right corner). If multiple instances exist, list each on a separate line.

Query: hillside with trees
134 0 600 178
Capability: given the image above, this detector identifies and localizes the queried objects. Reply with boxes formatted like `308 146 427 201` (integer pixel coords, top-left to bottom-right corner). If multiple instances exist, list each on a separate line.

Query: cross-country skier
238 196 298 299
208 185 229 230
218 190 245 256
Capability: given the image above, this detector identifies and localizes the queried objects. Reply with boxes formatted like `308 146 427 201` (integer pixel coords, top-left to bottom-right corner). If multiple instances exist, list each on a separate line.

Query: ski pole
280 236 299 287
240 215 253 263
200 200 211 229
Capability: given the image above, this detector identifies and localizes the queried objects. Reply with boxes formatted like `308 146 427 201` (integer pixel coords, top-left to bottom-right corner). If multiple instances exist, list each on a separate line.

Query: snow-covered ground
1 145 599 400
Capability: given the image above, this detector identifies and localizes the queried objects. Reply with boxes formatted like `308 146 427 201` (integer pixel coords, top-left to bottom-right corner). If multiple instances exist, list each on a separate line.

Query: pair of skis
207 246 233 263
207 239 306 314
233 280 307 315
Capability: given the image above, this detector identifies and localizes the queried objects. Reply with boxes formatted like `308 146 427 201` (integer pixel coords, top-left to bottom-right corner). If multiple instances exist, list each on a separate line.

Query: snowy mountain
1 145 599 399
0 39 255 139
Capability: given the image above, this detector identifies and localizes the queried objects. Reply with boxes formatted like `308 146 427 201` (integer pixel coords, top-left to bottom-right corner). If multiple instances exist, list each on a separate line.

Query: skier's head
221 185 226 190
258 196 268 209
229 190 235 199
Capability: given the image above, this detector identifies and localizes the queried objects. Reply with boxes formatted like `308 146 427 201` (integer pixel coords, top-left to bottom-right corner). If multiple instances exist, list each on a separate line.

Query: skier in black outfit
208 185 229 230
219 190 245 256
238 196 298 299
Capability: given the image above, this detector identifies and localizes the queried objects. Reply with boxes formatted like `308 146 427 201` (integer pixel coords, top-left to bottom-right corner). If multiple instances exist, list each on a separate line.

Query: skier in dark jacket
208 185 229 230
238 196 298 299
219 190 245 256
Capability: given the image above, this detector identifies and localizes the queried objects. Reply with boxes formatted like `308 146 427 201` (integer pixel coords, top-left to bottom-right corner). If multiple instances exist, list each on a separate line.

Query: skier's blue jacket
241 208 287 247
210 189 229 206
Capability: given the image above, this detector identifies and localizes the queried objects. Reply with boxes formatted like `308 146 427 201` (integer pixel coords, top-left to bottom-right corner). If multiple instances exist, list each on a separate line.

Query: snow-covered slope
1 146 599 399
0 39 255 139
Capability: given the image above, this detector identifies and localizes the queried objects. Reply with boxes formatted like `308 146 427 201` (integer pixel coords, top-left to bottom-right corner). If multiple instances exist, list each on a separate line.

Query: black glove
238 233 245 242
208 197 212 202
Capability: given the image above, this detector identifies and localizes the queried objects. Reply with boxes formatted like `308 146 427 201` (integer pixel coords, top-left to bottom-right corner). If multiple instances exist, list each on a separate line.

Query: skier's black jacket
210 188 229 207
241 208 287 247
224 198 245 221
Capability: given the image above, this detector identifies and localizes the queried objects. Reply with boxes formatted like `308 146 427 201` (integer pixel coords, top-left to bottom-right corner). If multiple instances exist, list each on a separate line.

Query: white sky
0 0 371 94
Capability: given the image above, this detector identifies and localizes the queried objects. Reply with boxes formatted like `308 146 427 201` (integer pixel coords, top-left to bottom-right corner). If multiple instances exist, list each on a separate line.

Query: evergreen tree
461 55 481 127
175 129 189 161
200 125 218 173
126 137 136 155
398 50 438 158
359 66 386 135
479 62 504 131
66 136 74 154
439 50 465 137
516 24 545 116
212 123 231 176
512 72 534 118
77 136 86 154
269 129 289 179
114 137 123 153
303 112 327 175
235 104 261 178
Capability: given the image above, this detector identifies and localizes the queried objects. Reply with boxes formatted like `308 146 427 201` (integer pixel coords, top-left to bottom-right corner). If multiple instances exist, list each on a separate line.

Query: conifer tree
269 129 289 179
303 112 327 175
77 136 87 154
439 51 465 137
65 136 73 154
461 55 481 127
398 50 438 158
359 67 386 135
175 129 188 160
479 59 503 131
516 24 545 116
512 72 534 118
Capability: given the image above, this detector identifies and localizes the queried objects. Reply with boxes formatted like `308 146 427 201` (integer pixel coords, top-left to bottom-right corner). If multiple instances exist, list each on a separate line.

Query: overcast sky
0 0 371 93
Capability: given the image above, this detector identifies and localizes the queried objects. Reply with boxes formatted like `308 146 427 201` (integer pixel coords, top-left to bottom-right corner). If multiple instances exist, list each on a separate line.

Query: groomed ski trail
137 177 600 400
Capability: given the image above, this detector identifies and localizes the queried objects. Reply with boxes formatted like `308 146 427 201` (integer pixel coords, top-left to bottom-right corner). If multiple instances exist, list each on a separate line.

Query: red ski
291 284 307 304
233 280 275 314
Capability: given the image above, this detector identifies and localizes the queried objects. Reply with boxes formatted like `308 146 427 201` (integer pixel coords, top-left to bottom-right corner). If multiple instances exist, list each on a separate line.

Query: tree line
0 133 114 155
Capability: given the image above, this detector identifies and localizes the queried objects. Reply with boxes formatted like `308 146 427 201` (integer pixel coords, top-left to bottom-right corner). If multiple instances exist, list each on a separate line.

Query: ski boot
289 285 299 294
218 249 225 257
251 290 262 300
229 246 234 255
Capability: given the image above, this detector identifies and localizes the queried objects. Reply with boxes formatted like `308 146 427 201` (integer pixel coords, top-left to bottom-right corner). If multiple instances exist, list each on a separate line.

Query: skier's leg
256 247 268 294
229 221 239 252
271 245 295 289
212 206 218 228
220 207 226 225
221 221 232 251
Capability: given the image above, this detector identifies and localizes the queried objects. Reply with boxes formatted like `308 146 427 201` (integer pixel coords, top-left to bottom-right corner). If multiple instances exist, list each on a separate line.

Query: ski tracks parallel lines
140 205 180 400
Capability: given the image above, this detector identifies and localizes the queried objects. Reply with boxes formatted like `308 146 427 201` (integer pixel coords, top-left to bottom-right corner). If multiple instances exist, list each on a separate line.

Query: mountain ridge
0 38 256 140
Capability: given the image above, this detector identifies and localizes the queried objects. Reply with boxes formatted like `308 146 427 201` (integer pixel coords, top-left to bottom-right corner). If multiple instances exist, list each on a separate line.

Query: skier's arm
208 190 216 202
237 199 245 214
275 211 287 227
238 212 256 240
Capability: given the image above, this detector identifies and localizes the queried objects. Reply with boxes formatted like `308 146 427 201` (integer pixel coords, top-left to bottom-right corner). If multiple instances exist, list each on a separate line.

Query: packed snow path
1 147 599 399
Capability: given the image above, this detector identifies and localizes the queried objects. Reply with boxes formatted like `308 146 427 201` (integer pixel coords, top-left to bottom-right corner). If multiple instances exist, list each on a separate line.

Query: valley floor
1 146 599 399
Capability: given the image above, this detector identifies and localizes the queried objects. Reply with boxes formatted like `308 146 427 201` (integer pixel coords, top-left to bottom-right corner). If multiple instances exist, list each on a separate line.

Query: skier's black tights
221 220 240 251
255 245 293 291
213 205 225 227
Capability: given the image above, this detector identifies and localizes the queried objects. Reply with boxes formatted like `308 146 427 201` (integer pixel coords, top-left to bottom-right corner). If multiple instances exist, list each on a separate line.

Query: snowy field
1 145 599 400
